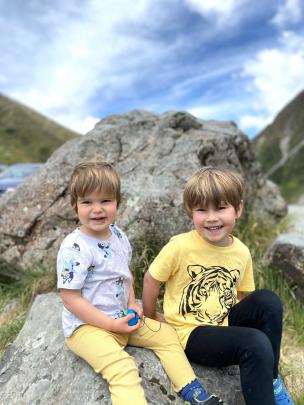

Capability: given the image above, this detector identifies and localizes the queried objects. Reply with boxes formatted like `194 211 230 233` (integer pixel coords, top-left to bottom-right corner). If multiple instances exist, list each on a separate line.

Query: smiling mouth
205 225 223 231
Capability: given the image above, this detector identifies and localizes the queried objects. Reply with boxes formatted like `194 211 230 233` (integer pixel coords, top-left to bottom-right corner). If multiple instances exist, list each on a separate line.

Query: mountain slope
253 90 304 203
0 94 80 164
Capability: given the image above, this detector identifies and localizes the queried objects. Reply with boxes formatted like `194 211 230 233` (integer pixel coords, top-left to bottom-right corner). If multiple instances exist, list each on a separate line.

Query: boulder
0 293 245 405
265 205 304 301
0 110 287 282
266 234 304 302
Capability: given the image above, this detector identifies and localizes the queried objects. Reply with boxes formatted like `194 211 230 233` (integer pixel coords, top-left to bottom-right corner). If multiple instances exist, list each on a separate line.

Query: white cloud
1 0 166 133
240 31 304 132
271 0 302 28
1 1 303 139
188 104 226 120
58 115 100 135
239 114 270 132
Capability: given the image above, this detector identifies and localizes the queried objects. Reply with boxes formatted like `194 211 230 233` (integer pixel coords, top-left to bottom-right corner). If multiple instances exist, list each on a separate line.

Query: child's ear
236 200 244 218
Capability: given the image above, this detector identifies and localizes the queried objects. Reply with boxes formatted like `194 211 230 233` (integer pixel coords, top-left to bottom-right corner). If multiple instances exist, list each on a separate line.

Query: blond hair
183 166 244 217
69 161 121 210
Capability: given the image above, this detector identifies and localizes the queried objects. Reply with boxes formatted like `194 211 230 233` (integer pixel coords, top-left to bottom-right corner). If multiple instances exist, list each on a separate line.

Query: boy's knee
252 289 283 314
242 329 274 366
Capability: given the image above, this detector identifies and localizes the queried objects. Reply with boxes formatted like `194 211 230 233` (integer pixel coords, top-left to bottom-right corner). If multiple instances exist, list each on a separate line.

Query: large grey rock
265 205 304 301
266 235 304 301
0 293 245 405
0 110 287 282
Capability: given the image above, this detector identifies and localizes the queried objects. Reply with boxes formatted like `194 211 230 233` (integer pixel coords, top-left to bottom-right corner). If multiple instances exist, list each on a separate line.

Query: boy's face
192 201 243 247
76 189 117 239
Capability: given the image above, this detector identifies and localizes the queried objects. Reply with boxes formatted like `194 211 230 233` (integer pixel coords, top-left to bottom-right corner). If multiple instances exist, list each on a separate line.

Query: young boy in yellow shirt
143 166 294 405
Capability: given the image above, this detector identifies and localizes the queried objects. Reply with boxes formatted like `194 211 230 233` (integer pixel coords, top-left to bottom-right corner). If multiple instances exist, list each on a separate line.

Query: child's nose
93 203 102 212
206 210 217 220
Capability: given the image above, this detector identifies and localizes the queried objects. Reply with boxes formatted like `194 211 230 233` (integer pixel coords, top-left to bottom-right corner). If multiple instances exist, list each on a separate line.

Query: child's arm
127 276 143 318
60 289 140 333
142 271 162 320
237 291 245 301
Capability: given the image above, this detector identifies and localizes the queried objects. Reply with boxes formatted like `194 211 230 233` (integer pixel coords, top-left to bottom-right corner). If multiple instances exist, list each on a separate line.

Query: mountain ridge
253 90 304 203
0 93 79 164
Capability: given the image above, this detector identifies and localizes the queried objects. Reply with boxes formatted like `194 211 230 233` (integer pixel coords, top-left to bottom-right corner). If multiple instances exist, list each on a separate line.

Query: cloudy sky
0 0 303 137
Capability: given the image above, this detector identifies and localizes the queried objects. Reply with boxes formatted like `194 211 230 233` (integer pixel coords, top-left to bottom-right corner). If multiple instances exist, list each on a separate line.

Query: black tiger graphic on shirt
179 264 240 325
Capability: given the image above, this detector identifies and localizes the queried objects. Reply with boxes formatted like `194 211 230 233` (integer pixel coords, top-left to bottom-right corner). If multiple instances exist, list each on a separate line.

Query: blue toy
127 308 140 326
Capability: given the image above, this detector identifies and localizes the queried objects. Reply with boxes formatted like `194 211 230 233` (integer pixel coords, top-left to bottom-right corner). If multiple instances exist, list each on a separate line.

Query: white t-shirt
57 224 132 337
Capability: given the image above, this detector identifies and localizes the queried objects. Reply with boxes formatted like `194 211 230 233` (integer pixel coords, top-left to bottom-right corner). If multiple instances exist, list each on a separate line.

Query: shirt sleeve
57 246 91 290
148 238 179 282
237 253 255 292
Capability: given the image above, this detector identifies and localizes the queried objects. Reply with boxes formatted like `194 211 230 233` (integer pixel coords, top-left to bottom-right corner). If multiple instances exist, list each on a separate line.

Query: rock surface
0 293 245 405
0 110 287 282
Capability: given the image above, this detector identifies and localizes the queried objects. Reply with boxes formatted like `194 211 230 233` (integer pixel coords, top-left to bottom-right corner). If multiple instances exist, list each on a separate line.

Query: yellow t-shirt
149 230 255 348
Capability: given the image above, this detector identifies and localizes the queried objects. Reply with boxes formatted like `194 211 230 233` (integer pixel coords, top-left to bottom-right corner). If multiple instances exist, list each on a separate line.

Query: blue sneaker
273 376 294 405
180 379 226 404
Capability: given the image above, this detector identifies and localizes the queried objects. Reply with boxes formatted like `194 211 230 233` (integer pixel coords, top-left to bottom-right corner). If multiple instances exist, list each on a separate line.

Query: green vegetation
252 90 304 203
270 145 304 203
0 94 79 164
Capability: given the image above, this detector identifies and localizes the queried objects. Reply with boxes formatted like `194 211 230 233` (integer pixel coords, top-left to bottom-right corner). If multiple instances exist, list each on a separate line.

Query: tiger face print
179 264 240 325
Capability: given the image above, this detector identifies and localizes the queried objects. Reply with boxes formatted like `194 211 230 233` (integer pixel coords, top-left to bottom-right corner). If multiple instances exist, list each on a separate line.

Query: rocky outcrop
0 293 245 405
266 234 304 301
266 205 304 301
0 110 286 282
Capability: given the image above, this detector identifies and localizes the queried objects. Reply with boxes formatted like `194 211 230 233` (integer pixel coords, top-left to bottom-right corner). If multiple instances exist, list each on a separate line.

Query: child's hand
110 314 141 334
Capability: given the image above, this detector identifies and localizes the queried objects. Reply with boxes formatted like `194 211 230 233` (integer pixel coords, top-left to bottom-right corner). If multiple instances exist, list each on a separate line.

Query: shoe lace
191 392 227 405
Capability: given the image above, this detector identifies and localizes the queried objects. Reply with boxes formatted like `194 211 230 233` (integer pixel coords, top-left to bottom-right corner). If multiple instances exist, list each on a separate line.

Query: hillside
0 94 80 164
253 90 304 203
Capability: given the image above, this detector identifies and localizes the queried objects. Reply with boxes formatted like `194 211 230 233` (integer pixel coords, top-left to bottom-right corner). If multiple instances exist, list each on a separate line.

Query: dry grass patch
280 332 304 404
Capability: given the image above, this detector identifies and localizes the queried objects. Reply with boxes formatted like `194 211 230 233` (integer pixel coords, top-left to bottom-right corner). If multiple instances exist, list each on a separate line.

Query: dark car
0 163 43 195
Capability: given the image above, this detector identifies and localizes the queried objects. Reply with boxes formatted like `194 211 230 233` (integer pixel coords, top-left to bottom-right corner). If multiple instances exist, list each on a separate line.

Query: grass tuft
0 270 56 354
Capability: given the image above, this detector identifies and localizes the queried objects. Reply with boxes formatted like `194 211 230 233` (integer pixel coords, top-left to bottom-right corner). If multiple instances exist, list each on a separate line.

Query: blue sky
0 0 303 137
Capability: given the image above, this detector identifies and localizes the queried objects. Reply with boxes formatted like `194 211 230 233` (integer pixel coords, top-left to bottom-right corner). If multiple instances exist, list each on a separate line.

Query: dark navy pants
185 289 283 405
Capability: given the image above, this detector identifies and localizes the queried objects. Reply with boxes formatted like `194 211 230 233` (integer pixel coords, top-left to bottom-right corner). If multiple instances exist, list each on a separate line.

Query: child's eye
218 206 227 210
80 200 91 205
195 208 206 212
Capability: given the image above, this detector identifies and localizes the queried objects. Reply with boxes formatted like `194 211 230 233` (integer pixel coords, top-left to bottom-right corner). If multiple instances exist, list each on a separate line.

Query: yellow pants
66 317 196 405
